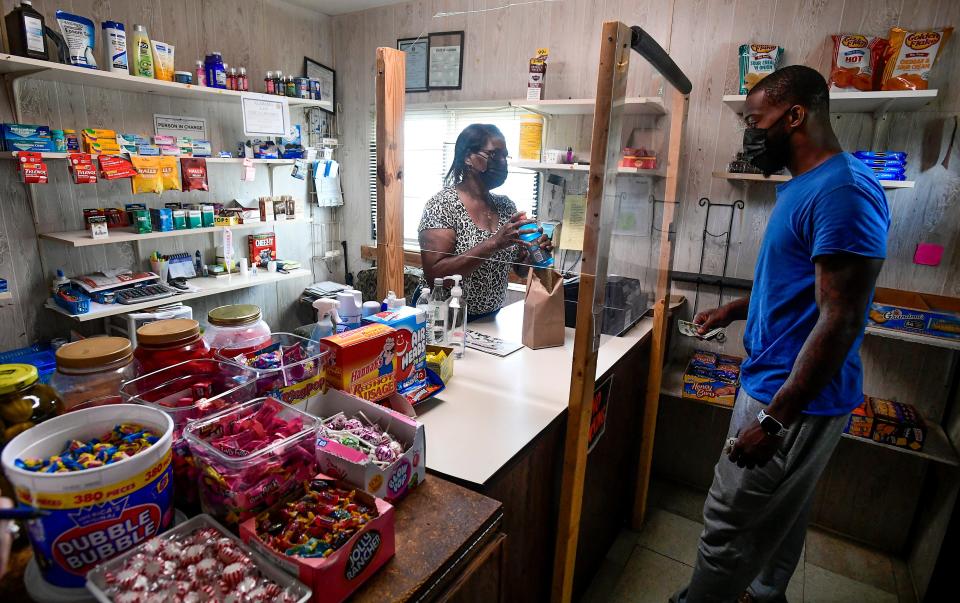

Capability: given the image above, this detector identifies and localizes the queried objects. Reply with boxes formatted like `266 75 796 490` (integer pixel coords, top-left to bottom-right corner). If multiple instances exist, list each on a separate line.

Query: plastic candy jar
204 304 271 355
50 337 134 410
133 319 211 376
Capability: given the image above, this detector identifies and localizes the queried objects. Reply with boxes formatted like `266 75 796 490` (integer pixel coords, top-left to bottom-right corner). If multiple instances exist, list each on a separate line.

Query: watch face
760 415 780 435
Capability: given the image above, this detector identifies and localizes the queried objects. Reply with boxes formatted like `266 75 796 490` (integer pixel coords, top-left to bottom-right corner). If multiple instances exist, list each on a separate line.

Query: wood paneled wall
0 0 335 347
331 0 960 560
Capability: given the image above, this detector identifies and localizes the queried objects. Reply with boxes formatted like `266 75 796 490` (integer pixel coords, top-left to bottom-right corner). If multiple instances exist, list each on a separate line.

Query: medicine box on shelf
868 287 960 342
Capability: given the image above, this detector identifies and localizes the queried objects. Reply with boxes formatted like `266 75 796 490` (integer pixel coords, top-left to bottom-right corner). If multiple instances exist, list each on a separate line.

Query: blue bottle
204 52 226 89
519 223 554 268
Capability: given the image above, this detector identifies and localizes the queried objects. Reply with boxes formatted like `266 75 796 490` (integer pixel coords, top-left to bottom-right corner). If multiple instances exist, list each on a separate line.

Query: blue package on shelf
0 277 6 293
0 342 57 382
854 150 907 162
858 157 906 169
1 123 52 140
54 287 91 315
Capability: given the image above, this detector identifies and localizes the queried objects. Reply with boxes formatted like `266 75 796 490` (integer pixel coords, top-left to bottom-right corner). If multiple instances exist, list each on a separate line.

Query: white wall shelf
722 90 938 114
46 268 312 322
513 160 664 177
865 326 960 351
406 97 665 115
0 152 295 165
39 218 312 248
0 292 12 300
0 54 326 108
712 171 914 189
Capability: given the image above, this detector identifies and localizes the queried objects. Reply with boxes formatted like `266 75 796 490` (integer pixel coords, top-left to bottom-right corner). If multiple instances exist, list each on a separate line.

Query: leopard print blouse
418 187 520 315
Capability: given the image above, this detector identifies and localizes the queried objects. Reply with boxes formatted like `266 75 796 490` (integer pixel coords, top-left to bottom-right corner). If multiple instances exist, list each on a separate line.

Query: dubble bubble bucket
0 404 174 588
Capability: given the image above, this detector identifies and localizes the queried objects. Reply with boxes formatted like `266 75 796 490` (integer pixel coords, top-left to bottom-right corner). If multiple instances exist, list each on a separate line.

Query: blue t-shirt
741 153 890 416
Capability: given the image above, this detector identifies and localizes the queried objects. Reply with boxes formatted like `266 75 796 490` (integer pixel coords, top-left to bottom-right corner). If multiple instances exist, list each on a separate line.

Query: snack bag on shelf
880 27 953 90
869 37 890 90
130 155 162 194
738 44 783 94
158 155 181 191
829 34 875 91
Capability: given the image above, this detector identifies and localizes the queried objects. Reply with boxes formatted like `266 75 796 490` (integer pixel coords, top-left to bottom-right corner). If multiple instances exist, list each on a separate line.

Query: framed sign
153 114 207 139
428 31 464 90
398 37 429 93
304 57 335 114
241 96 291 137
587 375 613 454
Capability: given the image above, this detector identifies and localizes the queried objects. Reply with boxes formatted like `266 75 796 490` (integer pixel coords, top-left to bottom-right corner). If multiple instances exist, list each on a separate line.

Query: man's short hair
748 65 830 115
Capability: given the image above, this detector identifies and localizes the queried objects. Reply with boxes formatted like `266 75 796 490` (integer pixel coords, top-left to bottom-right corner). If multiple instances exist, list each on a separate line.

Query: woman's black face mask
473 149 509 189
742 110 792 176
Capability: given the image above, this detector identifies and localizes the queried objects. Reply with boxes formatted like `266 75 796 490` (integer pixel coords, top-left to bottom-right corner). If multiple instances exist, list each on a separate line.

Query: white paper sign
241 95 291 137
154 114 207 139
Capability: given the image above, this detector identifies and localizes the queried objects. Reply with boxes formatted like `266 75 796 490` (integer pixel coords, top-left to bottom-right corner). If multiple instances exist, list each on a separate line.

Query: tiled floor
581 479 910 603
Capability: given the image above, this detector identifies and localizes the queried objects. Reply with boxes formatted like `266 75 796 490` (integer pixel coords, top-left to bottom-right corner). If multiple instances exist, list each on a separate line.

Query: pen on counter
0 507 50 520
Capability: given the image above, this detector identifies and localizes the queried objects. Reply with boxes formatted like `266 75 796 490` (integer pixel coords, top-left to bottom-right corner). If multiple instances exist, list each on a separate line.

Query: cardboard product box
305 388 426 501
258 198 276 222
186 209 202 229
321 324 398 403
248 232 277 267
201 205 215 227
171 209 187 230
214 214 238 227
844 396 875 438
363 307 428 395
150 208 173 232
681 350 742 407
131 209 152 234
104 207 127 227
88 215 108 239
239 473 396 603
526 48 549 101
870 397 926 451
869 287 960 341
224 199 261 224
426 344 455 384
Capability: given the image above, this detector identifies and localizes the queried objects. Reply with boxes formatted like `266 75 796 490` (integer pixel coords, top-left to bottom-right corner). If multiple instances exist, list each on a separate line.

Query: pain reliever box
363 307 427 395
321 324 398 402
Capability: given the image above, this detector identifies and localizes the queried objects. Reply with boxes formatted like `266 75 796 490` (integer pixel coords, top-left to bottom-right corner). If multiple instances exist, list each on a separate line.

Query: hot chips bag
158 155 181 192
130 156 162 194
829 34 874 91
881 27 953 91
739 44 783 94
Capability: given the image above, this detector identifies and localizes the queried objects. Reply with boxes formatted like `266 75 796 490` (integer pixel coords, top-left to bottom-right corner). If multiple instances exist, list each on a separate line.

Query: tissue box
306 389 426 502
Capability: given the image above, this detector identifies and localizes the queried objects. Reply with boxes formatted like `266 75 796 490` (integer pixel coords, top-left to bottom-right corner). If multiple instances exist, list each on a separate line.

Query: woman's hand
491 212 535 251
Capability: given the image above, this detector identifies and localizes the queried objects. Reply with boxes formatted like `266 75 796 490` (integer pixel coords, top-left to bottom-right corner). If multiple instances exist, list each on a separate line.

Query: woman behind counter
418 124 551 320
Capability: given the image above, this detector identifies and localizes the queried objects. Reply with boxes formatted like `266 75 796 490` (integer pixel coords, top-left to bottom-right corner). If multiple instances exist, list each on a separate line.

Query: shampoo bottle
129 24 153 78
5 0 47 60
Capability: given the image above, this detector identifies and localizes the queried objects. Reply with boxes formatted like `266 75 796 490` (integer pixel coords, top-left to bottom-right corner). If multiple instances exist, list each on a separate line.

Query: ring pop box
321 323 398 402
363 307 427 395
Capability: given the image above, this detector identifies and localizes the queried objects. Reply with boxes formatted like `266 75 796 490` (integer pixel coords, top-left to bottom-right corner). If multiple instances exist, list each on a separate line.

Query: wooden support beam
551 21 632 603
633 87 690 529
375 47 406 301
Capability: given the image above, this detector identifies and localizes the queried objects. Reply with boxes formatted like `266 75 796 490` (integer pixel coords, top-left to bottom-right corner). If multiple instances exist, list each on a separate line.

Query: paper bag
522 268 565 349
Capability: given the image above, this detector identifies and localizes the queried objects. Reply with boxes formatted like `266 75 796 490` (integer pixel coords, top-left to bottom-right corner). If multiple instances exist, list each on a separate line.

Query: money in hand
678 320 725 341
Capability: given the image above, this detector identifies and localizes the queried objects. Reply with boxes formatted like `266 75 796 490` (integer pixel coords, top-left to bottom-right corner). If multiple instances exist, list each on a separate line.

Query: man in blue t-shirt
673 66 890 603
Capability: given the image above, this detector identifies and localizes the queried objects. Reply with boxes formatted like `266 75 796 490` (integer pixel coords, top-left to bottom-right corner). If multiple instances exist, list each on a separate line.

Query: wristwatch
757 409 788 437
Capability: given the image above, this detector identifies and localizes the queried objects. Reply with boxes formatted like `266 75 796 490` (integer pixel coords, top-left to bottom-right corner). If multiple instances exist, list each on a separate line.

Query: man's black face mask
742 109 793 177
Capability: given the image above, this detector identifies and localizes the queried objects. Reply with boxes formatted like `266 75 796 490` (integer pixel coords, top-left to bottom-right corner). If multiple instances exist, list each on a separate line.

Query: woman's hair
444 123 505 186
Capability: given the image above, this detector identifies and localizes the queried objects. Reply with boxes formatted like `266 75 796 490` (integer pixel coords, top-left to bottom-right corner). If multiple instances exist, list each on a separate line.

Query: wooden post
632 87 690 528
375 47 406 301
551 21 632 603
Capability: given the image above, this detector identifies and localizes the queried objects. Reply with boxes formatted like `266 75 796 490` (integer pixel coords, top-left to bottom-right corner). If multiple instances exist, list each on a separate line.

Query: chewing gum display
159 155 181 191
181 158 209 191
881 27 953 91
130 155 163 194
321 324 399 402
738 44 783 94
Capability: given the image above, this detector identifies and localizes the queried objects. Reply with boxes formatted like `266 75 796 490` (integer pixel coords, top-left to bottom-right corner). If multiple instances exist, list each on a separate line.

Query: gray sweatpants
673 389 849 603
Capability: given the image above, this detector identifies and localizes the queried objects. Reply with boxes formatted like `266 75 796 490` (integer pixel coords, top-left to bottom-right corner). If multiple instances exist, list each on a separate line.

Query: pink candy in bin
184 396 320 528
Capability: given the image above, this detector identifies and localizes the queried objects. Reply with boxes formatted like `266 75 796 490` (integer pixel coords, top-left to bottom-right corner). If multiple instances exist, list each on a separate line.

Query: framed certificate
304 57 335 114
398 37 429 93
428 31 464 90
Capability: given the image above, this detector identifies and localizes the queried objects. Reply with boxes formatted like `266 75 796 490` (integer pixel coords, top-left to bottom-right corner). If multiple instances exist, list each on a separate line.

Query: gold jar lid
207 304 262 327
0 364 38 395
56 337 132 369
137 319 201 345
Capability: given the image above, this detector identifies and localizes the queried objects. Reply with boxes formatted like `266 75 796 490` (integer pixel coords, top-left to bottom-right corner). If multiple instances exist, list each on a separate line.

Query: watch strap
757 409 788 437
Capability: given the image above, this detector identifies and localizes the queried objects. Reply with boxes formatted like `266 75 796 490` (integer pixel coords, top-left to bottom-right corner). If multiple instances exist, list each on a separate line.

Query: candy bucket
0 404 174 588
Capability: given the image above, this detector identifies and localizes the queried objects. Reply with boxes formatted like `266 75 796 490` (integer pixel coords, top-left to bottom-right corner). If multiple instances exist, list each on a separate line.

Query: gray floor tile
805 528 897 593
804 563 898 603
650 478 708 524
607 529 642 567
637 508 703 566
581 558 628 603
610 547 693 603
786 558 804 602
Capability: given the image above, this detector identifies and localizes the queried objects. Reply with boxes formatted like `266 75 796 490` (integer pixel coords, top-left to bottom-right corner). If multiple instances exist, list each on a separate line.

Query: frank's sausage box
321 323 398 402
304 388 426 502
868 287 960 341
844 396 875 438
240 473 395 603
869 396 926 451
363 307 427 395
682 350 742 407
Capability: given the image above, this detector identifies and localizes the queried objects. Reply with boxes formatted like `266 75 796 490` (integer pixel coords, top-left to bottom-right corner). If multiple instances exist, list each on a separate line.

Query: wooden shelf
865 326 960 351
0 152 295 165
661 361 959 465
722 89 938 114
513 96 665 115
46 268 312 322
39 218 311 248
0 54 327 108
712 171 914 189
512 160 664 177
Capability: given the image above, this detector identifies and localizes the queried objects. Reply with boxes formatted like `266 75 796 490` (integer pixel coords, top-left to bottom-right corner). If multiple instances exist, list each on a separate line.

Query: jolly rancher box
868 287 960 341
321 323 398 402
240 473 395 603
682 350 742 407
363 307 427 395
304 387 426 503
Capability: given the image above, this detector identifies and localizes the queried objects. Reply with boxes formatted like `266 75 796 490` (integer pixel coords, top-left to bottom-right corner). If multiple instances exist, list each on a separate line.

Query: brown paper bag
522 268 565 349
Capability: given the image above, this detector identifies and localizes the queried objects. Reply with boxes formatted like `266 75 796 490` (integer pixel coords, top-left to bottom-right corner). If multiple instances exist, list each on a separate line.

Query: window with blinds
369 107 539 246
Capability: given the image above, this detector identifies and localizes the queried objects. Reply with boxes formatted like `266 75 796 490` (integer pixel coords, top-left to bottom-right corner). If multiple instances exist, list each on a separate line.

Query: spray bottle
382 290 398 312
311 298 339 340
447 275 466 358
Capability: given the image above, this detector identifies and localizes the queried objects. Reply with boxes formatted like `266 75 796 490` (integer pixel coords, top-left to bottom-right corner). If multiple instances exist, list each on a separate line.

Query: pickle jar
50 337 134 410
133 319 212 376
203 304 271 355
0 363 63 446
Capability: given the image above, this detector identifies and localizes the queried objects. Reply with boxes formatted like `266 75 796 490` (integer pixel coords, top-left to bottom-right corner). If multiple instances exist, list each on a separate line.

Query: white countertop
418 301 653 485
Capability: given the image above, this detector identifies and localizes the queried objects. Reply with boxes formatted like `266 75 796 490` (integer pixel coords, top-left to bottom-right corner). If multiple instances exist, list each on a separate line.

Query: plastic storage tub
217 332 328 406
184 396 319 527
86 513 311 603
120 359 259 507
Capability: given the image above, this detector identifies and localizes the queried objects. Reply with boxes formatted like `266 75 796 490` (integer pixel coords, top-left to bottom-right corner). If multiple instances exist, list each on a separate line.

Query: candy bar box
844 396 875 438
682 350 742 407
870 396 926 451
869 287 960 341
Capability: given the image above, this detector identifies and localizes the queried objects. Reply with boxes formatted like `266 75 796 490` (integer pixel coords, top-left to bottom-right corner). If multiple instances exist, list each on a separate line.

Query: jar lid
0 364 39 394
137 319 201 345
208 304 262 327
56 337 133 369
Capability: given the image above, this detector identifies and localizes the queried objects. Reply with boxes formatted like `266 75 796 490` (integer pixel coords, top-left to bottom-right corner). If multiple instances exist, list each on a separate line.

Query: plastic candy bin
184 396 319 527
217 332 328 406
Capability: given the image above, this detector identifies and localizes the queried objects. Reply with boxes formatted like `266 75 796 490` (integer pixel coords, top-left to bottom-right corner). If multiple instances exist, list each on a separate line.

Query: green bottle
130 24 153 78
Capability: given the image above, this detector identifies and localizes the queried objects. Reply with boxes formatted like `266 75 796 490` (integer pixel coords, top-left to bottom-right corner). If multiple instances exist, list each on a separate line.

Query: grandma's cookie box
869 287 960 341
240 474 395 603
304 388 426 502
